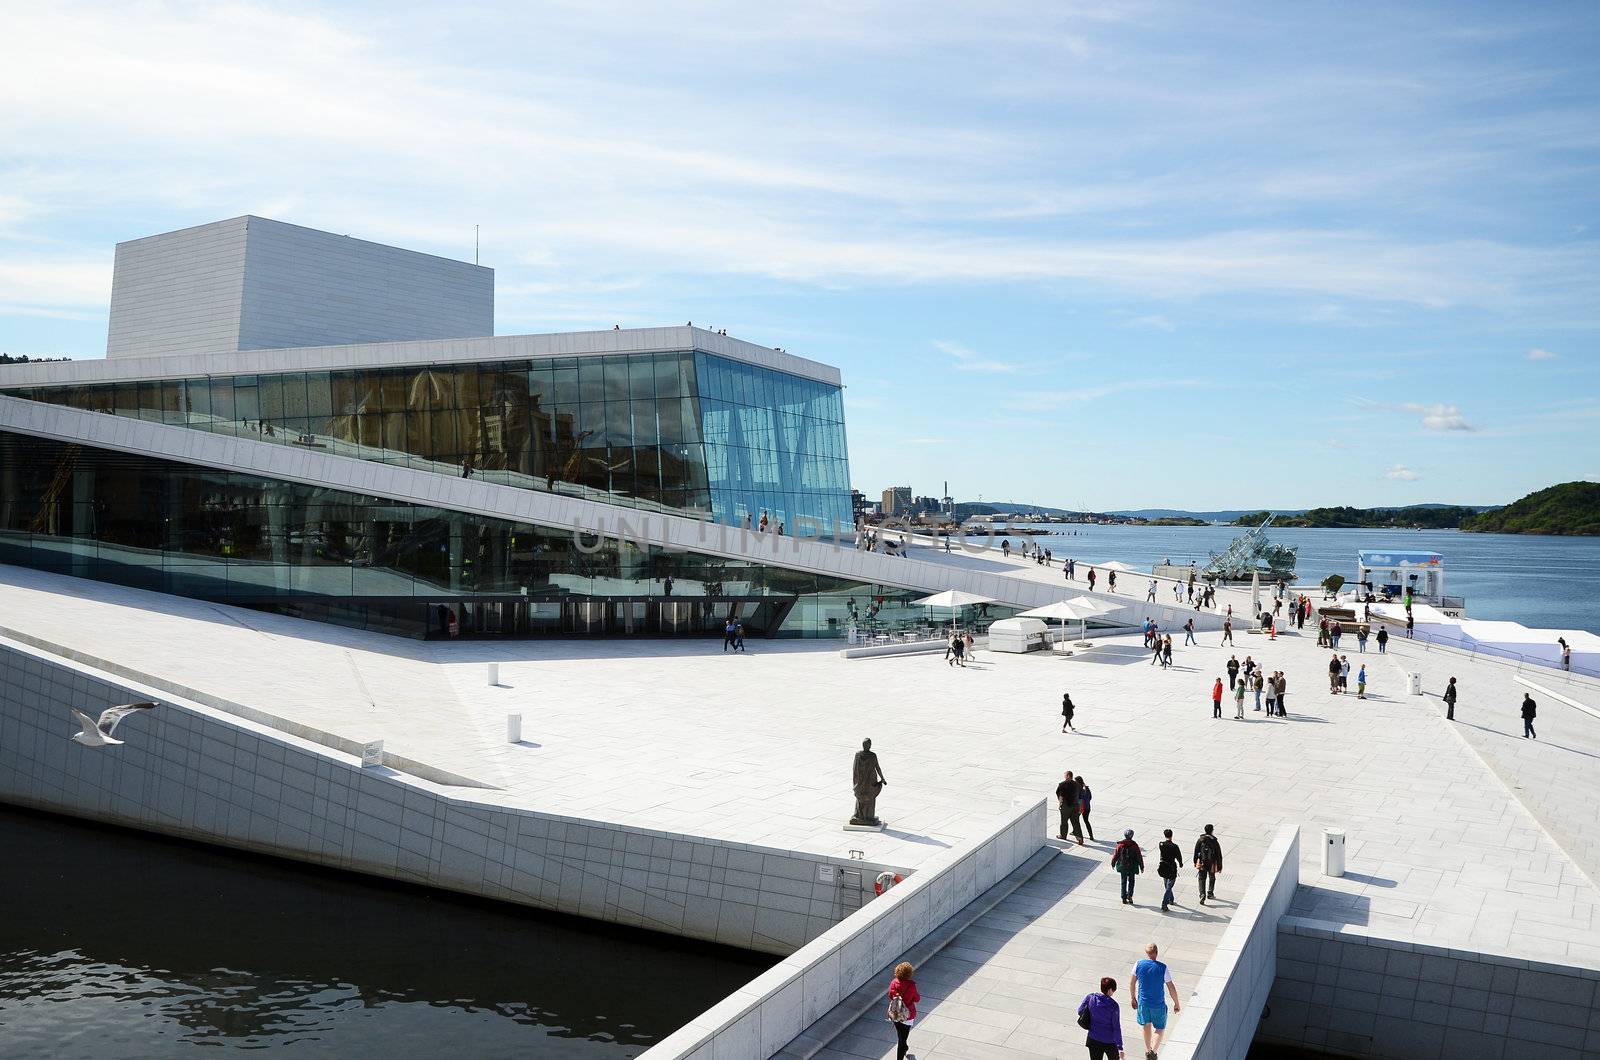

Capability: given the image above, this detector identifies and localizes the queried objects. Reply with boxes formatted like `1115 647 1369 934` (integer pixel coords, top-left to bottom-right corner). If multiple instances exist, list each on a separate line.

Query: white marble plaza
3 561 1598 1057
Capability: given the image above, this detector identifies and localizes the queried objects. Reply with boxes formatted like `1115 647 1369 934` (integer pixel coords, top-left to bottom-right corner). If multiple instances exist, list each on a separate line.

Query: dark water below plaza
992 525 1600 634
0 806 771 1058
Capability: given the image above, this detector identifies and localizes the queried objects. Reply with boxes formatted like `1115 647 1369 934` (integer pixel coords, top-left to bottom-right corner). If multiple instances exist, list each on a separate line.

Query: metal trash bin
1323 828 1346 877
1407 672 1422 696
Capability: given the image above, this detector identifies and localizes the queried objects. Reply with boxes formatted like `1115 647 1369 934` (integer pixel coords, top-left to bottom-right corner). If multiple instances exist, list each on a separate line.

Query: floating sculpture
1202 516 1298 581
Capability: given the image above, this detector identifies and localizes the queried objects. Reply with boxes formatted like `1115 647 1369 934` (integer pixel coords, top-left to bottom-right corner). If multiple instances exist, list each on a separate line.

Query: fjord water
0 806 770 1059
1007 526 1600 634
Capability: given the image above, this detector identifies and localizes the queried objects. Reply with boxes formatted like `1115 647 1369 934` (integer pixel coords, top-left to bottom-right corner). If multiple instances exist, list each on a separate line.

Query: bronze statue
850 738 887 826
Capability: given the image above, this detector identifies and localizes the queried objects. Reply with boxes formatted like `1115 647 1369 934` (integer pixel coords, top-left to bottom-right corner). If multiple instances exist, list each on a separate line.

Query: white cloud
1400 402 1474 432
1527 347 1558 360
1383 464 1420 481
1325 438 1349 450
933 340 1019 373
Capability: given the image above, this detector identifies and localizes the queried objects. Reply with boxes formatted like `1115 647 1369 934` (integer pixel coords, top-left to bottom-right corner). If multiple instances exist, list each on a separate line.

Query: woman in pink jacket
887 961 920 1060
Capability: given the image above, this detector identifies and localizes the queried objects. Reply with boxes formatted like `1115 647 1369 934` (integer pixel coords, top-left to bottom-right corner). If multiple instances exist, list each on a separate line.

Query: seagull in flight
70 702 157 747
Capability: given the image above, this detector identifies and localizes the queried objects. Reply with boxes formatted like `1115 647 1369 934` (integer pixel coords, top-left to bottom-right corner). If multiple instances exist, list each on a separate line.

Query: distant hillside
1230 506 1487 529
1461 482 1600 536
1109 508 1275 522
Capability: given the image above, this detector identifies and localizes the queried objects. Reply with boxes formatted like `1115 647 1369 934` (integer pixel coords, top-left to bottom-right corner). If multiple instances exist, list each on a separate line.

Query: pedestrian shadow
1456 721 1600 763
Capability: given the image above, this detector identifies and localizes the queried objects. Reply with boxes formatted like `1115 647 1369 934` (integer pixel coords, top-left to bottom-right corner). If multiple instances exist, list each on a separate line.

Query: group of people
1210 659 1289 717
944 630 976 666
1326 654 1369 698
720 619 747 652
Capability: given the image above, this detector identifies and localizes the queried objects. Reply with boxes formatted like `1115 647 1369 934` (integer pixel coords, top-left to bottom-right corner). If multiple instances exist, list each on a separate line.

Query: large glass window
0 431 908 639
3 349 852 535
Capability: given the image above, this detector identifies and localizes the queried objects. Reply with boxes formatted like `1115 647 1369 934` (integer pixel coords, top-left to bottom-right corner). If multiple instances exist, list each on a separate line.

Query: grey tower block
106 216 493 359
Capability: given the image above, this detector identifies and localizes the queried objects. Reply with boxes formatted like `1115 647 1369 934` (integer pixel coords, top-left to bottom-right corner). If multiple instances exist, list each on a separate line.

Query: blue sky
1 1 1596 509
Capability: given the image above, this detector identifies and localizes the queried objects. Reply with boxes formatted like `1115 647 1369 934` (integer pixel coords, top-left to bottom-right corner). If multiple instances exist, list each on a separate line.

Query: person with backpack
1157 828 1184 912
885 961 919 1060
1194 824 1223 905
1076 977 1125 1060
1112 830 1144 905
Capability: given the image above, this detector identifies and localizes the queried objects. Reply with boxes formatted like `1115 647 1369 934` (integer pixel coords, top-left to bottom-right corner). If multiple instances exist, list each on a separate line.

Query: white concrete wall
637 799 1049 1060
236 217 491 351
1262 919 1600 1059
1163 824 1301 1060
106 217 250 359
0 637 895 956
105 216 491 360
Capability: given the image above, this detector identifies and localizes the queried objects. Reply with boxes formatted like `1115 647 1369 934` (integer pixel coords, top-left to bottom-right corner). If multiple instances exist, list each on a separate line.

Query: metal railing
1398 627 1600 686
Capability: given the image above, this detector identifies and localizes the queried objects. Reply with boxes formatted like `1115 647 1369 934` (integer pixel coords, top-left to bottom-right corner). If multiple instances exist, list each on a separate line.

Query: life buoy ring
874 871 903 896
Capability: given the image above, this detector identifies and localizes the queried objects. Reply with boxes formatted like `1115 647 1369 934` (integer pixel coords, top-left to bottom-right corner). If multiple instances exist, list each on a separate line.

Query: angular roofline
0 326 841 389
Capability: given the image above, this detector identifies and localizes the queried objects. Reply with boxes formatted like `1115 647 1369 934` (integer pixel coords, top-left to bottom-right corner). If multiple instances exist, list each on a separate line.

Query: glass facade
2 350 851 536
0 431 930 639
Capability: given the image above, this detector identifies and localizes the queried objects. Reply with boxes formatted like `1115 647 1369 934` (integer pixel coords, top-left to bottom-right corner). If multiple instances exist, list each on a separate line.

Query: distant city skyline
1 2 1595 508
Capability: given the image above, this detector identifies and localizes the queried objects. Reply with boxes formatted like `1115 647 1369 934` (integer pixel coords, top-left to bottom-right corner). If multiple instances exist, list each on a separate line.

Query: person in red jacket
887 961 920 1060
1211 678 1224 719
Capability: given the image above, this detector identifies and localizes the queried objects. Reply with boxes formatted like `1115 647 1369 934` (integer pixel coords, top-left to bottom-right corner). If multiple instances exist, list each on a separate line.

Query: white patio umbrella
1018 597 1117 647
913 589 996 633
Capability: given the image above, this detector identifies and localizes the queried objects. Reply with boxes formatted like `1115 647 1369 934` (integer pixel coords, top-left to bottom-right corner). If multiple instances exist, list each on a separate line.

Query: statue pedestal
843 821 887 832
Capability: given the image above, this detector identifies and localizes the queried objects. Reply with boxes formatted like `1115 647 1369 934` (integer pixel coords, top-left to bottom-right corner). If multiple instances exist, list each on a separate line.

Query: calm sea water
0 806 770 1059
997 525 1600 635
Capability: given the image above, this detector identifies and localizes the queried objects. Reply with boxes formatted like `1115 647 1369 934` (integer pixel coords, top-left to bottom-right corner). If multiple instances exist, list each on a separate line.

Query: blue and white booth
1355 550 1447 607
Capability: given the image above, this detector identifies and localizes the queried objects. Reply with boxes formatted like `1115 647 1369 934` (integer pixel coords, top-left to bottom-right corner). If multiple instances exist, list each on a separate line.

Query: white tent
1018 597 1117 646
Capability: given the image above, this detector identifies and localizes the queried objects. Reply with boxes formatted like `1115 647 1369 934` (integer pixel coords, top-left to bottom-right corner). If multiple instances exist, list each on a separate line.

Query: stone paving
4 561 1598 1058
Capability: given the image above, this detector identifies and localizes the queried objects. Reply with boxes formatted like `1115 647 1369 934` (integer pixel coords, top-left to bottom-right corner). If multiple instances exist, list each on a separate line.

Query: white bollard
507 713 522 744
1322 828 1346 877
487 662 500 686
1407 672 1422 696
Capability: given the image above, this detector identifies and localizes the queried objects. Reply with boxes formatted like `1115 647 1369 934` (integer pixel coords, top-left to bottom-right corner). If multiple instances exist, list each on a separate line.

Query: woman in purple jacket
1077 976 1125 1059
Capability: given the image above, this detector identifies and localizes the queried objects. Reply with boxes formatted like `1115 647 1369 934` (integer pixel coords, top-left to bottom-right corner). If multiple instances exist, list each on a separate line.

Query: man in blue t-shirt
1129 942 1182 1060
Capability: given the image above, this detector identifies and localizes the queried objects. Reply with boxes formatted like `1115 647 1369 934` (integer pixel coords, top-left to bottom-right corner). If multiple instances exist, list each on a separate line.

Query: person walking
1356 663 1367 699
1194 825 1223 905
1147 579 1158 602
1233 677 1246 719
1405 612 1414 639
1183 618 1195 646
1521 693 1537 739
1226 655 1240 690
1162 635 1173 668
1112 830 1143 905
1130 943 1181 1060
1088 569 1097 592
886 961 920 1060
733 622 746 652
1062 692 1078 733
1221 618 1234 646
1079 777 1096 841
1376 625 1388 654
723 618 737 652
1211 678 1224 719
1157 829 1183 912
1057 771 1084 844
1108 570 1117 593
1076 978 1126 1060
1443 677 1457 721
